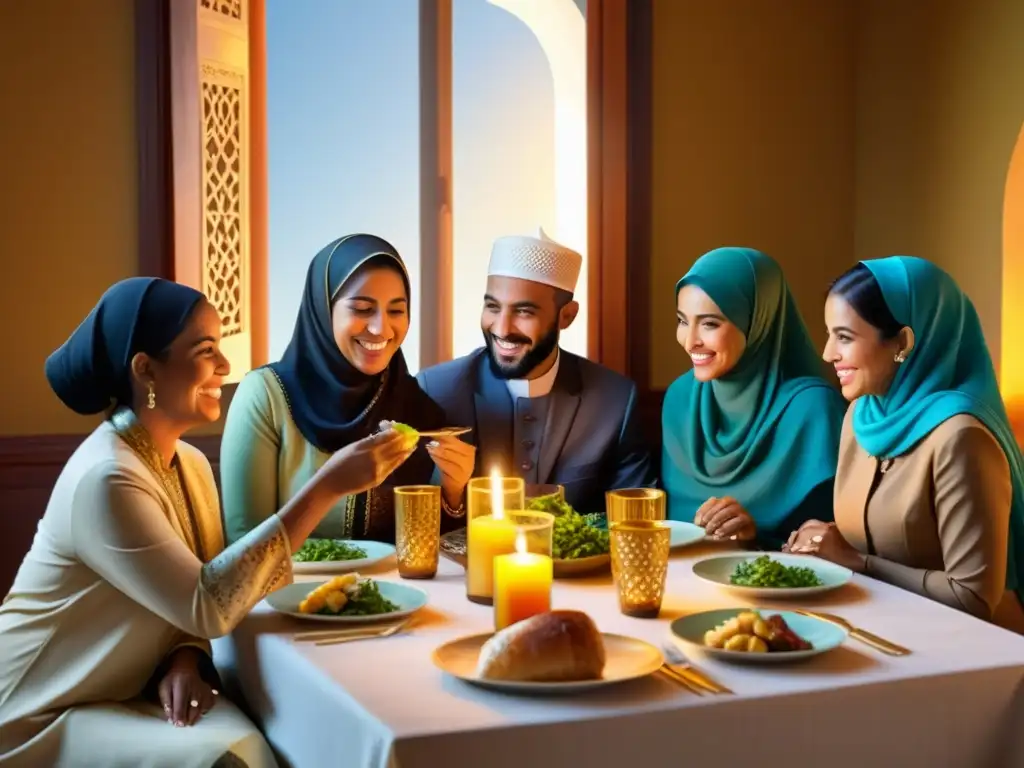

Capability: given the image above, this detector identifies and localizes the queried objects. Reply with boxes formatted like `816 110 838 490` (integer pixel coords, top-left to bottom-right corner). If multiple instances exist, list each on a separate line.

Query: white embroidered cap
487 228 582 294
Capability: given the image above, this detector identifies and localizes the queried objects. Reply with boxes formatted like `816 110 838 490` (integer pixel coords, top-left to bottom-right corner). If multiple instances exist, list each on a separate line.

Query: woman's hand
782 519 831 553
425 436 476 509
694 496 756 541
787 522 866 573
157 647 217 727
322 429 418 497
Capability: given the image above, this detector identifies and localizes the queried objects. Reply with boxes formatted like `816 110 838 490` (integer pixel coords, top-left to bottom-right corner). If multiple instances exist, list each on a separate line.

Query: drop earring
147 382 156 410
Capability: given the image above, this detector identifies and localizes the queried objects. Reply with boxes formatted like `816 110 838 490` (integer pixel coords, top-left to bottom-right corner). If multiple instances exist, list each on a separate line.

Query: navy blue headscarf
45 277 205 414
267 234 445 453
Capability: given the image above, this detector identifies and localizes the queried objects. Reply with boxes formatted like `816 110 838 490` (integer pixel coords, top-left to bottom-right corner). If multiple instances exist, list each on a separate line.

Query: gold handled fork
796 611 910 656
658 665 705 694
314 621 409 646
661 643 733 694
294 618 413 645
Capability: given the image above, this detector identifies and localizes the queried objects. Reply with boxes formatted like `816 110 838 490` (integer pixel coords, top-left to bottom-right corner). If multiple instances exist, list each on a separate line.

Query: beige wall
0 0 138 434
3 0 1022 428
649 0 857 389
855 0 1024 381
650 0 1024 390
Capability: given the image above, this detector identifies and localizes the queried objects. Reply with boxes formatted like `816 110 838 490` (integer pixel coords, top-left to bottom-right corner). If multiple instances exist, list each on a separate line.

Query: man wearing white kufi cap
418 229 655 514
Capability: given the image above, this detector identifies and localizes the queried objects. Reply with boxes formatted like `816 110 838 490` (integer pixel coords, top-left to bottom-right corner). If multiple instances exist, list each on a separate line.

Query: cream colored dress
0 413 293 767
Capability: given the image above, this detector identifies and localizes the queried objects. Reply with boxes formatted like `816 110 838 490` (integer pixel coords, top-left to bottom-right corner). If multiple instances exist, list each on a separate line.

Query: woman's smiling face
332 264 409 375
823 292 907 401
675 284 746 381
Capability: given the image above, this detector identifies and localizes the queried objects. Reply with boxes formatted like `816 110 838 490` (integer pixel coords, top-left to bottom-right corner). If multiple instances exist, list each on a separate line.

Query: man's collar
505 350 560 399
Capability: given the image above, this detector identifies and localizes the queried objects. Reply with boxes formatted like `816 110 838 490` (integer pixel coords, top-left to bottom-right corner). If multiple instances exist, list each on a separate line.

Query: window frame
135 0 650 378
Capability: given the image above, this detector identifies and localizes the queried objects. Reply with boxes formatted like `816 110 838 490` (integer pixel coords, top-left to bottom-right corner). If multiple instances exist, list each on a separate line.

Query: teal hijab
661 248 846 530
852 256 1024 598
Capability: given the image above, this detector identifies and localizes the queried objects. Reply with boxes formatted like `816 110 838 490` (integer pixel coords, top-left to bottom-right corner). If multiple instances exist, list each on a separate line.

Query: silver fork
661 643 733 694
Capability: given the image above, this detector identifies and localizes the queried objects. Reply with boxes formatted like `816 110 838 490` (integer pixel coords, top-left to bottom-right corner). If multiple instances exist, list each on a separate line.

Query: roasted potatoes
701 610 811 654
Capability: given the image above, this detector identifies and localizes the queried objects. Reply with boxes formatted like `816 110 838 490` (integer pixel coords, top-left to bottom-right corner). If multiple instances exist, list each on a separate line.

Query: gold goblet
394 485 442 579
609 520 670 618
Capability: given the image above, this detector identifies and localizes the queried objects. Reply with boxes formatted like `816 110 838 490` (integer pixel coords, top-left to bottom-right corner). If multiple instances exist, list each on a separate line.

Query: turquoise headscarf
852 256 1024 598
661 248 846 531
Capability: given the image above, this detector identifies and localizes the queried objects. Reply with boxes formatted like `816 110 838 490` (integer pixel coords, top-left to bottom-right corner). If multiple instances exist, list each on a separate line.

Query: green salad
729 555 823 588
527 495 610 560
292 539 368 563
331 579 399 616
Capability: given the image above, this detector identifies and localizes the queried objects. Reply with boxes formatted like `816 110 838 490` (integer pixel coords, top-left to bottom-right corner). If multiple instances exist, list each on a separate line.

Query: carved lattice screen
174 0 252 382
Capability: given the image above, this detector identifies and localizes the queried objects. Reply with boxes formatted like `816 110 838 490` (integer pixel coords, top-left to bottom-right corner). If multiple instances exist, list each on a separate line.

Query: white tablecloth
213 543 1024 768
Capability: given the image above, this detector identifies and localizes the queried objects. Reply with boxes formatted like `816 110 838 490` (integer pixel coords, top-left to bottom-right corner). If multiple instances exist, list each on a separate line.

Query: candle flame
514 530 527 554
490 467 504 520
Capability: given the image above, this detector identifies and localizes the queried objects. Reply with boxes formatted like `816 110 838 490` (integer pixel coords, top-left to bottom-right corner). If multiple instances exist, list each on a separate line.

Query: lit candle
467 515 517 604
493 531 553 631
466 467 517 605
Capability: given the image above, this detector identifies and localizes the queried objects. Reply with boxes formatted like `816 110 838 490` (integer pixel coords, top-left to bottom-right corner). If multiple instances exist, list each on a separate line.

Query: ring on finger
811 535 823 543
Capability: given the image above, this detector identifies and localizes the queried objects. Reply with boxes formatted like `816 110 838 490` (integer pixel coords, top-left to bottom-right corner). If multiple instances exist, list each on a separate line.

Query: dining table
213 541 1024 768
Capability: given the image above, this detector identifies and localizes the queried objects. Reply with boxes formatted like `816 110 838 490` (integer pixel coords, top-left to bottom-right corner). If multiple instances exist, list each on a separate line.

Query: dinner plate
665 520 706 549
292 539 396 574
553 553 611 578
267 579 428 623
691 553 853 598
670 608 848 663
432 632 663 694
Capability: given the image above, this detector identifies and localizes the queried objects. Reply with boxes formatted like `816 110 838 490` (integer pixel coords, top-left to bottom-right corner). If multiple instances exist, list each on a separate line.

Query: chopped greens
729 555 823 588
292 539 367 563
325 579 399 616
527 495 610 560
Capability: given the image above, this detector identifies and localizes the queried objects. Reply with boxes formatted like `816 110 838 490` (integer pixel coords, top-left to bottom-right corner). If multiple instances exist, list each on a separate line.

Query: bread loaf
475 610 606 682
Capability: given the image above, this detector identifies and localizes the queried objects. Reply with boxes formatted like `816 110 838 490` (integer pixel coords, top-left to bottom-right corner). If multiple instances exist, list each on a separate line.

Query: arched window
1004 125 1024 440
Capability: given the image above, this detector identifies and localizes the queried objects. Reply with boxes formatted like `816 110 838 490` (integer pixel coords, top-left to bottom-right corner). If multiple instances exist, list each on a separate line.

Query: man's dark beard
484 325 560 380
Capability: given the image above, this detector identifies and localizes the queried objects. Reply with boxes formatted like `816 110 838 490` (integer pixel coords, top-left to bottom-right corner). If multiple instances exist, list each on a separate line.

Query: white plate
267 579 428 624
691 553 853 598
671 608 849 663
292 539 396 574
666 520 706 549
432 633 663 694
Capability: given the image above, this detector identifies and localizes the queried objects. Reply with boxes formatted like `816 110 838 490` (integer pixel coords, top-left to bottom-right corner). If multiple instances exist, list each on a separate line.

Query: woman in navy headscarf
0 278 416 766
220 234 476 544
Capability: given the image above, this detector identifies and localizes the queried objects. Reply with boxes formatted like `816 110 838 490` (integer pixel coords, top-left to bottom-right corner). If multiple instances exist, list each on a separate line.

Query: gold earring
147 382 156 410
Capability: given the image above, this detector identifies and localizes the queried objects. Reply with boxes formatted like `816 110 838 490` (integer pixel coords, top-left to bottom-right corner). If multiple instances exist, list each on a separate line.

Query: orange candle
493 532 553 631
467 514 518 603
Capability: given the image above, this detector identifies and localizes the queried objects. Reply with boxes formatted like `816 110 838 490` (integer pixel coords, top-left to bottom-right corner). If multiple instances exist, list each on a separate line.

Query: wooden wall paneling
587 0 628 375
588 0 660 451
248 0 268 368
0 436 223 595
624 0 661 451
419 0 455 368
136 0 174 278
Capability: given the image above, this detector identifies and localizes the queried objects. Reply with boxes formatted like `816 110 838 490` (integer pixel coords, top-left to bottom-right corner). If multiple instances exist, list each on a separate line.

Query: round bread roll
475 610 606 682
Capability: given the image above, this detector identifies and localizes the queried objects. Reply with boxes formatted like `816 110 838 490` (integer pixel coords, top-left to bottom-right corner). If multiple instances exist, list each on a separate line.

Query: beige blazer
835 408 1024 633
